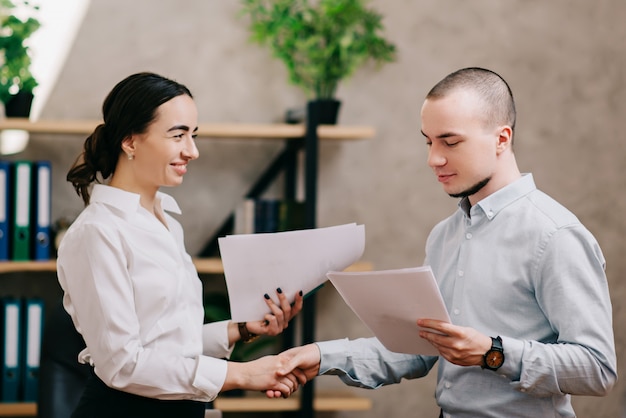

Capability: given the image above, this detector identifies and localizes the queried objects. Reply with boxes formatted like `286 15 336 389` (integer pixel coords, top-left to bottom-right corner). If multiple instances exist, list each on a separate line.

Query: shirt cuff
202 320 235 359
318 338 352 375
499 335 523 381
193 356 228 401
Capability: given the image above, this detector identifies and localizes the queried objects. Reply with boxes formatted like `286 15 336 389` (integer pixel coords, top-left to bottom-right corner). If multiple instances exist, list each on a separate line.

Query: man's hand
223 354 300 398
262 344 322 397
417 319 492 367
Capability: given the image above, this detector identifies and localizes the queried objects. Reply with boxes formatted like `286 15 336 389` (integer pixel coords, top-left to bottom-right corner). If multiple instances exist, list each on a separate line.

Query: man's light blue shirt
318 174 616 417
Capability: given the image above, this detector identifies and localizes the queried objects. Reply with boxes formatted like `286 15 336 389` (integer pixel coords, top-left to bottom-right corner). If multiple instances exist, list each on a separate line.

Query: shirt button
488 210 494 217
465 233 472 239
458 270 464 277
453 308 460 315
444 382 451 389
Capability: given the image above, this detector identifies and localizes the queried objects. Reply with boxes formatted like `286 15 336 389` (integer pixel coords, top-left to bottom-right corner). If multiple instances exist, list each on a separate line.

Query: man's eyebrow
421 130 459 139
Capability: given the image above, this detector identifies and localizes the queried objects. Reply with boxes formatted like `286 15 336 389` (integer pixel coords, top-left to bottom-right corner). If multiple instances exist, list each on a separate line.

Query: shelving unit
0 403 35 416
0 258 373 275
0 118 374 140
214 391 373 412
0 117 375 417
0 390 373 416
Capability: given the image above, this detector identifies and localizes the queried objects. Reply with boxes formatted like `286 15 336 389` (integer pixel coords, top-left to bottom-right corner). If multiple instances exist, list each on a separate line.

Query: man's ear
496 126 513 154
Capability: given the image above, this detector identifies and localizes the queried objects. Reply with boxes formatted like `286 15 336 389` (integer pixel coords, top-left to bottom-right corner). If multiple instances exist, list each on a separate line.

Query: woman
57 72 303 418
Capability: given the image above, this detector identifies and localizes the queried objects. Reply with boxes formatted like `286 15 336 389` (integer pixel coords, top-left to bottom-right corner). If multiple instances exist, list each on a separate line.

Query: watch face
486 350 504 368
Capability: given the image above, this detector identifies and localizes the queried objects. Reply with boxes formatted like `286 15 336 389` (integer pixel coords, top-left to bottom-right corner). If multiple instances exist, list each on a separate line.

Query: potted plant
240 0 396 124
0 0 40 117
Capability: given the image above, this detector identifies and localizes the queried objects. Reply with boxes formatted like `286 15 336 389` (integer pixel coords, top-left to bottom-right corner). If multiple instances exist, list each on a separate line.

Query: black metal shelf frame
199 103 325 417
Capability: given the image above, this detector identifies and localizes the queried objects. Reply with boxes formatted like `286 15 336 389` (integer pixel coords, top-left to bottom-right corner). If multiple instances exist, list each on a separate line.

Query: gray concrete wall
18 0 626 416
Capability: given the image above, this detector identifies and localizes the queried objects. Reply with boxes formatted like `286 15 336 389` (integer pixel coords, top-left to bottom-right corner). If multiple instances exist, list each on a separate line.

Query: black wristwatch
482 336 505 371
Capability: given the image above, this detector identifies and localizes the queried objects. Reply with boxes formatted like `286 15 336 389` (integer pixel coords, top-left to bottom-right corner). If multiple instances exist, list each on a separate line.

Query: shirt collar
459 173 536 220
90 184 182 215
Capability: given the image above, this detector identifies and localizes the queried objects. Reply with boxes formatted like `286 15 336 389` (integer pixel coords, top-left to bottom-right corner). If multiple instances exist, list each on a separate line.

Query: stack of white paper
218 223 365 322
327 266 450 355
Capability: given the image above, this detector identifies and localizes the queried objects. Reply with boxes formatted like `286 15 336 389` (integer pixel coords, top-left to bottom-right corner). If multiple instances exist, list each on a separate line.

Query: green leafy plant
241 0 396 99
0 0 40 104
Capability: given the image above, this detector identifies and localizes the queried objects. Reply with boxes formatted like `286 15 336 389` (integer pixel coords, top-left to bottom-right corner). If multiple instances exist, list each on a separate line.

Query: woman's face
124 94 199 192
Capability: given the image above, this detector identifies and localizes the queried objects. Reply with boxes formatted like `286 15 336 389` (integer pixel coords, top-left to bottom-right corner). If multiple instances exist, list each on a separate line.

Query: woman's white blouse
57 184 231 401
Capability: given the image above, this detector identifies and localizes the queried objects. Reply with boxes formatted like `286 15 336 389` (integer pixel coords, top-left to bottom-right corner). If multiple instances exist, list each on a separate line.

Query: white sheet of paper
326 266 450 355
218 223 365 322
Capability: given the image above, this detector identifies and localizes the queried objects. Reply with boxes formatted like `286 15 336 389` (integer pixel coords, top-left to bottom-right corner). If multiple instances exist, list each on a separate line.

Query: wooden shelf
0 118 375 141
0 260 57 273
0 391 372 416
193 258 373 275
0 258 373 275
214 391 372 412
0 403 36 416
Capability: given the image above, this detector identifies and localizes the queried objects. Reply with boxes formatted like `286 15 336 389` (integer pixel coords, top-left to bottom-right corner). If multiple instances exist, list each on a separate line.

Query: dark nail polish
264 293 270 299
299 290 303 296
264 319 270 326
277 287 283 294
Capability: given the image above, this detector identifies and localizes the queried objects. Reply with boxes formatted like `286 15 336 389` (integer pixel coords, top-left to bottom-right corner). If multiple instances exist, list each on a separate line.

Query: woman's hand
227 289 304 344
246 288 304 336
222 354 301 398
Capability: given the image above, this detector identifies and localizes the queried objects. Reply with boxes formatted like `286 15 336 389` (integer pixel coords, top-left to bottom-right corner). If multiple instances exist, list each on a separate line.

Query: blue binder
0 161 10 261
0 297 22 402
32 161 52 261
11 161 32 261
20 298 43 402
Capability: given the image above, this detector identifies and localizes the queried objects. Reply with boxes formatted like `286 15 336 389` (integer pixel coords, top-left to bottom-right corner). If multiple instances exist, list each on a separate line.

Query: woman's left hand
246 289 304 336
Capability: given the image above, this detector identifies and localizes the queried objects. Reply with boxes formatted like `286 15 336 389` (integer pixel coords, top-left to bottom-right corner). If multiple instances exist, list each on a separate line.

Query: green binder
11 161 32 261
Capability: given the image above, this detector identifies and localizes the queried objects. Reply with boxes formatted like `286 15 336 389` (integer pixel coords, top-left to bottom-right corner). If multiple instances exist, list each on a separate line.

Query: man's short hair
427 67 516 133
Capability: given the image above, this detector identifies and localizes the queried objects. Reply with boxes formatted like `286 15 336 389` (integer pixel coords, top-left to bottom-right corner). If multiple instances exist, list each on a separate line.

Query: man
278 67 617 417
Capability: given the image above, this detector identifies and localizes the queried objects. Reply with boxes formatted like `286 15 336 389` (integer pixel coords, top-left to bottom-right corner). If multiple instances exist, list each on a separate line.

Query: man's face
421 89 501 204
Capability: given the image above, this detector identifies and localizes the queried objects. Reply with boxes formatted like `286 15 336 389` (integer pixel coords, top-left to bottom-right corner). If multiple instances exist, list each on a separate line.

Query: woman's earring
127 153 134 160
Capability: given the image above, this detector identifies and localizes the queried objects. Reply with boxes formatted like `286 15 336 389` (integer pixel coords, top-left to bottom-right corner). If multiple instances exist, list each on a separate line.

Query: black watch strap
482 336 505 371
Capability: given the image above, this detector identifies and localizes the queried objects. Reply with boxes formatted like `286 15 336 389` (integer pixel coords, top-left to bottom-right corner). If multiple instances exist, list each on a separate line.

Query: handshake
224 344 321 398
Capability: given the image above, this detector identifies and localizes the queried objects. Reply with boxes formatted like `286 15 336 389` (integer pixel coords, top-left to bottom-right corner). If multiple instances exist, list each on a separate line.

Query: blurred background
5 1 625 417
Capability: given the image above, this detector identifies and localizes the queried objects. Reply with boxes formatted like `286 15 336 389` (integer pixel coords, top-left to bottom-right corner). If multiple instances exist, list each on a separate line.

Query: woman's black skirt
71 371 207 418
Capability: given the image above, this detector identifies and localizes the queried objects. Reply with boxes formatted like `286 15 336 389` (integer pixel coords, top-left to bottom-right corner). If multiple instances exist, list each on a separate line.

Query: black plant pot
307 99 341 125
4 91 34 118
